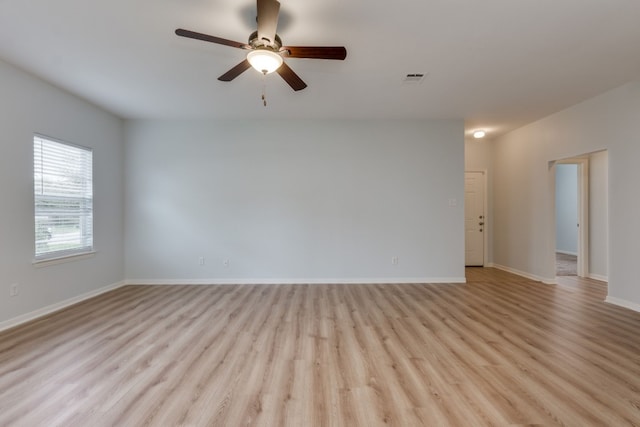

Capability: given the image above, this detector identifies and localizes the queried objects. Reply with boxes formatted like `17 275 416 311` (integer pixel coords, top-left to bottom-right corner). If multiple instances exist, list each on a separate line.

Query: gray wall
1 51 628 327
0 59 125 326
124 119 465 283
492 81 639 307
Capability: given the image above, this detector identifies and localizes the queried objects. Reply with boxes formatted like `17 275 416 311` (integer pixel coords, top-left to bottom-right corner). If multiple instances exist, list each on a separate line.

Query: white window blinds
34 135 93 259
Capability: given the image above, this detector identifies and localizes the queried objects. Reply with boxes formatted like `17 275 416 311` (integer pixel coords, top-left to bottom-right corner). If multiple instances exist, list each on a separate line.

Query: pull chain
261 71 267 107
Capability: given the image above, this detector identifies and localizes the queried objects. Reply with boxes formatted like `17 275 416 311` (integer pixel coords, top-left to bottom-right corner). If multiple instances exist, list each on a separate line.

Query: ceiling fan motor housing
249 31 282 51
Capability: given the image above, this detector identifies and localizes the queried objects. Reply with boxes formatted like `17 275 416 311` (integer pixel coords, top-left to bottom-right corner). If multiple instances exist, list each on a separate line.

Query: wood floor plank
1 269 640 426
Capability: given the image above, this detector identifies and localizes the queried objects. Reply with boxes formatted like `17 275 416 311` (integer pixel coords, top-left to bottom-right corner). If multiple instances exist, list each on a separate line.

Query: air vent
402 73 426 84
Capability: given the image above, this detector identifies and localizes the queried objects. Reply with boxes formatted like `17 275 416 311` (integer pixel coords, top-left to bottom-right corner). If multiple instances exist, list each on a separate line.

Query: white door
465 172 485 266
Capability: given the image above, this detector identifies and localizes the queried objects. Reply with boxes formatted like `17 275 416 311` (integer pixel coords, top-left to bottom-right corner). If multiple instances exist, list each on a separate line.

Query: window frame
33 134 94 264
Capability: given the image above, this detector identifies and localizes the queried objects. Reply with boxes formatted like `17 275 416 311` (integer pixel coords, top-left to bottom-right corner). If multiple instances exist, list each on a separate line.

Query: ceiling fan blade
276 62 307 91
281 46 347 60
175 28 250 50
257 0 280 45
218 60 252 82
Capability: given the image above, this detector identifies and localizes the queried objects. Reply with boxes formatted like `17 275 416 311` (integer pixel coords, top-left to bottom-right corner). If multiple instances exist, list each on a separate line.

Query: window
34 135 93 260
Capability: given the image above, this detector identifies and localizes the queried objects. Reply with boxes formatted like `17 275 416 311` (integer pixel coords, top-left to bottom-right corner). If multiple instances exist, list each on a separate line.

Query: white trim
33 250 96 267
555 250 578 256
0 280 125 333
605 296 640 313
589 273 608 282
489 264 557 284
126 277 467 286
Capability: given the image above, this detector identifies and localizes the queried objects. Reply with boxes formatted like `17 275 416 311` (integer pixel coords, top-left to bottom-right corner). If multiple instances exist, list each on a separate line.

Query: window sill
33 251 96 268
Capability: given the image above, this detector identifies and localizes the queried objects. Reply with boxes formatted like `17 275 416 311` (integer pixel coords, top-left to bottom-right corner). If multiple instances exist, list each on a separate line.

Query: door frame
553 158 589 277
465 170 488 267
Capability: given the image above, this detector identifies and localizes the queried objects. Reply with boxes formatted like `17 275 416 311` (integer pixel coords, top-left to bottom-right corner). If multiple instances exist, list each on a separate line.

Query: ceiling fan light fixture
247 49 283 74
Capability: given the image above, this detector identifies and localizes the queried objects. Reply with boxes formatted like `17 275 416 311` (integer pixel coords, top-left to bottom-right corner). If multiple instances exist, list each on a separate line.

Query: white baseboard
488 264 557 285
556 250 578 256
589 273 608 282
605 296 640 313
0 280 126 333
126 276 467 286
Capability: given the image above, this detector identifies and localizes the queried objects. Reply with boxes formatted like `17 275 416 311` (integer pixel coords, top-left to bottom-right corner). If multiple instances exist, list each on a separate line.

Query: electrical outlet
198 257 205 266
391 256 399 265
223 259 230 267
9 283 19 297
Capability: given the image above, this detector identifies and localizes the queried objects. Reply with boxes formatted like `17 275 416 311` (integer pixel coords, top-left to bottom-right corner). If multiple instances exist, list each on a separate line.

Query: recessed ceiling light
473 130 486 139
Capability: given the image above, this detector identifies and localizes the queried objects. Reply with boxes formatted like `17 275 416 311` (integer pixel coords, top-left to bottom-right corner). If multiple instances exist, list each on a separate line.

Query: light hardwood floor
1 268 640 426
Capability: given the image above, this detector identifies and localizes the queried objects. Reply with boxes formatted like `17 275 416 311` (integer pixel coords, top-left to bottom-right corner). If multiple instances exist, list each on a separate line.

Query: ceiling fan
175 0 347 92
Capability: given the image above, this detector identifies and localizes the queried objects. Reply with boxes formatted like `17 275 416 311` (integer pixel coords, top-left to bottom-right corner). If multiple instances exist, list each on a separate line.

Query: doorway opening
552 151 608 281
555 163 579 276
554 158 588 277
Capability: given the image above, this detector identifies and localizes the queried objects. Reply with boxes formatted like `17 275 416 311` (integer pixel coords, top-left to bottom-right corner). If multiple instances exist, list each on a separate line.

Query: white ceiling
1 0 640 138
